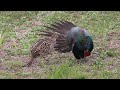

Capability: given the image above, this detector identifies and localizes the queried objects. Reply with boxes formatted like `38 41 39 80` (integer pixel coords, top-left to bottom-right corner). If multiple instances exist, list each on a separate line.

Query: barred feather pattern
25 34 57 67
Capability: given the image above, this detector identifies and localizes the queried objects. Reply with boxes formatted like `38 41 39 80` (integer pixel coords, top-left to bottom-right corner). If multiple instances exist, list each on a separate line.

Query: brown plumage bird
24 33 57 67
24 20 93 67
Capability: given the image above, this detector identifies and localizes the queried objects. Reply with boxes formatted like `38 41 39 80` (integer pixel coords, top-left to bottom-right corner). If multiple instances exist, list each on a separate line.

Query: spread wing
40 20 77 53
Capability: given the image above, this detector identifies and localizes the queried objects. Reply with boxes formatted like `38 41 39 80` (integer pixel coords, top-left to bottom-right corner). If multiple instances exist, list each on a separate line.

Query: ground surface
0 11 120 79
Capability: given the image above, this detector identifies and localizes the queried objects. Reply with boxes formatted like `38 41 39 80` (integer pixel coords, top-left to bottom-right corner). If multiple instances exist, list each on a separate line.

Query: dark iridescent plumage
42 20 94 60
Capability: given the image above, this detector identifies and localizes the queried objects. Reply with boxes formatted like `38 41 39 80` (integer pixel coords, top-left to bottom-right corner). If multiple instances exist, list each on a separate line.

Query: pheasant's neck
83 29 90 37
86 36 93 52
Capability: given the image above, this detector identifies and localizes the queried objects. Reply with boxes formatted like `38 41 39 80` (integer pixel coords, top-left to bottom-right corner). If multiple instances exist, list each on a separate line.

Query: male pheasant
42 20 94 60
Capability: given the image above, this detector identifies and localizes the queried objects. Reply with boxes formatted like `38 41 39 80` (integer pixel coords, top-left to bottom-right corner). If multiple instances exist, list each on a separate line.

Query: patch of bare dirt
3 38 19 49
29 21 42 27
107 32 120 41
0 49 7 60
15 20 43 39
16 30 30 39
8 55 28 61
101 31 120 70
109 40 120 50
107 31 120 50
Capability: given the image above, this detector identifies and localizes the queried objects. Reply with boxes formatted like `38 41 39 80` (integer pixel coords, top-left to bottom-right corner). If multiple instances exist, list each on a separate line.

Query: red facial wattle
84 50 91 57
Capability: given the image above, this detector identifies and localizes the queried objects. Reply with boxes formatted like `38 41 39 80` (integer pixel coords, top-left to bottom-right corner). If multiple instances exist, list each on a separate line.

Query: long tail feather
40 20 76 53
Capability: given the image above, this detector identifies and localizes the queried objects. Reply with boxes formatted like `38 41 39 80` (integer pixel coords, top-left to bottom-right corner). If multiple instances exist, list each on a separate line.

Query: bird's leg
76 58 84 64
79 58 88 64
77 60 80 64
80 58 85 63
84 57 88 62
74 59 80 64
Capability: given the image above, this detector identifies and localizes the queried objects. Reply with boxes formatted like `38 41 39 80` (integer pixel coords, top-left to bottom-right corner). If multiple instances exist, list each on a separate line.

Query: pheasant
24 20 94 67
42 20 94 60
24 33 57 67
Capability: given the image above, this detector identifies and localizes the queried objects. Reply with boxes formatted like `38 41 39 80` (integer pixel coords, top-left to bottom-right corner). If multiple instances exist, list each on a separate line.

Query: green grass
0 31 4 48
0 11 120 79
47 60 87 79
106 49 120 57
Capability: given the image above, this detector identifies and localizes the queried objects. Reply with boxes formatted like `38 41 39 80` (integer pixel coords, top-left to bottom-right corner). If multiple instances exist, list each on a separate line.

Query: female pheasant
24 34 57 67
42 20 94 60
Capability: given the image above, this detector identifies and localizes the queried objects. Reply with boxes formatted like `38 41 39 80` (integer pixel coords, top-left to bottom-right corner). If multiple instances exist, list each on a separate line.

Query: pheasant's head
84 36 94 57
84 50 91 57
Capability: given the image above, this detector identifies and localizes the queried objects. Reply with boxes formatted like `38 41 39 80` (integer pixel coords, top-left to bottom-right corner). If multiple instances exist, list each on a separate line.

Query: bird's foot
75 58 88 64
74 59 80 64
